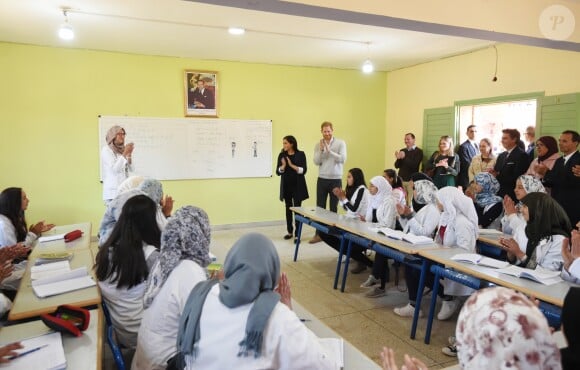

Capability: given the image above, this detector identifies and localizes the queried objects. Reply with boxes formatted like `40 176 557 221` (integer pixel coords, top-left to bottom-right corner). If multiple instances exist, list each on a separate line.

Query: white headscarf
436 187 479 238
365 176 392 223
117 175 145 195
456 287 561 370
414 180 438 205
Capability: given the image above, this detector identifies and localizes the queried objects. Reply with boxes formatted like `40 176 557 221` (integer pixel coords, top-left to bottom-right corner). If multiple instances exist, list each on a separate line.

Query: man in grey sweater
309 121 347 243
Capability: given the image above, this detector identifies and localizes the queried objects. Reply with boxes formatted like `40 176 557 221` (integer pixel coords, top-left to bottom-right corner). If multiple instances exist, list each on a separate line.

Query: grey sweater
313 137 347 179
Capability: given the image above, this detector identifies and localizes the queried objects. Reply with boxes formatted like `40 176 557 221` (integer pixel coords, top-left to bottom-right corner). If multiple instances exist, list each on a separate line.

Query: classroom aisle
103 223 459 369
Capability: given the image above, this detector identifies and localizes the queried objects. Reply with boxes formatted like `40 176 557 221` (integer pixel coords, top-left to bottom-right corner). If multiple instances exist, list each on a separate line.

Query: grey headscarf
176 233 281 366
138 178 163 205
414 180 438 205
106 125 125 155
143 206 211 309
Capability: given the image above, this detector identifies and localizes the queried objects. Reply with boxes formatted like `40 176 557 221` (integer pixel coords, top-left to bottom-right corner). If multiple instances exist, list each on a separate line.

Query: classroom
1 0 580 369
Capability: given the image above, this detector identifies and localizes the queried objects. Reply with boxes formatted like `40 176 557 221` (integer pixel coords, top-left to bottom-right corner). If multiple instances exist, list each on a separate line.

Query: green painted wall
0 42 387 233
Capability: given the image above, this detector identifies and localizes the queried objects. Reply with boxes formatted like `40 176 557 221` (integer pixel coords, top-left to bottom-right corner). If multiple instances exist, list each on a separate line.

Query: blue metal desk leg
410 259 428 340
333 236 347 290
424 270 442 344
340 240 354 292
293 219 303 262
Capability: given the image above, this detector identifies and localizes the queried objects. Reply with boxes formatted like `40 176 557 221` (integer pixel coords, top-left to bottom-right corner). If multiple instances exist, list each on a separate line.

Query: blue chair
101 301 126 370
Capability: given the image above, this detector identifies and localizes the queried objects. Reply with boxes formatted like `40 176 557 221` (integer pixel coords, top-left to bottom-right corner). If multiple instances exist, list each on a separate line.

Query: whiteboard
98 116 272 180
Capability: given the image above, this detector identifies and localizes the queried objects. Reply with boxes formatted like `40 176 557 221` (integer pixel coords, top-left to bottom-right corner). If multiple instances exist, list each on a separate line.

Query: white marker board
98 116 272 180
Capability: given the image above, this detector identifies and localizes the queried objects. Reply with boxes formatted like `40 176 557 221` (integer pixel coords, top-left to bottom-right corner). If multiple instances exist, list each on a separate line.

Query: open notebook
31 265 96 298
370 227 435 245
0 331 66 370
497 265 563 285
451 253 509 269
319 338 344 369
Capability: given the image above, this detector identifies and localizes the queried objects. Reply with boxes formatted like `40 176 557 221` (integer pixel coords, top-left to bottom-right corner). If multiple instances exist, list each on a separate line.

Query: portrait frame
184 70 219 117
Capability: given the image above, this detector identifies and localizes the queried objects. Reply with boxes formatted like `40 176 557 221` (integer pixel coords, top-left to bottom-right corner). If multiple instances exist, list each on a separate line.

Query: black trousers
371 253 390 289
316 177 341 212
319 231 373 267
404 262 445 303
283 196 302 235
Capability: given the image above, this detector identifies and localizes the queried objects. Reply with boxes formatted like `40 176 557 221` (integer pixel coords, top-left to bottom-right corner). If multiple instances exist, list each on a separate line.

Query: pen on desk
300 318 311 322
8 344 49 360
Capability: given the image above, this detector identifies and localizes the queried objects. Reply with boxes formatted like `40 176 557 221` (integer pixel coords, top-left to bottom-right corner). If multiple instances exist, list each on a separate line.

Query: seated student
99 178 172 246
391 180 442 317
468 172 503 229
95 195 161 349
499 192 570 272
174 233 337 370
409 172 434 213
383 169 406 206
320 168 372 270
0 187 54 290
561 287 580 370
434 187 479 321
357 176 397 297
501 174 546 235
381 287 561 370
132 206 211 370
562 221 580 284
0 243 31 315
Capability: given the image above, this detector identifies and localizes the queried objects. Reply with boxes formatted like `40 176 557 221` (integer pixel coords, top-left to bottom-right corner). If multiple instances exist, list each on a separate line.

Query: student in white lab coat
499 192 569 272
500 175 546 235
562 221 580 284
132 206 211 370
173 233 338 370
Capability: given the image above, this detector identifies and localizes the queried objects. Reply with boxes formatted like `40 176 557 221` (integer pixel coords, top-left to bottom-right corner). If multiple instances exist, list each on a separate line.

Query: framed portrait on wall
184 70 218 117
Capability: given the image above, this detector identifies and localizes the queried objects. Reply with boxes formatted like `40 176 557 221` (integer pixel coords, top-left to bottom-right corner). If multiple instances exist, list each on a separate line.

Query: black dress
276 151 309 235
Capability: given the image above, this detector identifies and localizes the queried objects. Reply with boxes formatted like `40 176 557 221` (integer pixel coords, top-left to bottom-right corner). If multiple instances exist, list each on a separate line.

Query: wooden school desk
9 248 101 321
293 301 381 370
0 309 102 370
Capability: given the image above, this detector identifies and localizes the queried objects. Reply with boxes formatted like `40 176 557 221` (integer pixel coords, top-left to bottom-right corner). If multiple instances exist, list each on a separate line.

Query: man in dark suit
538 130 580 225
394 133 423 206
189 80 215 109
457 125 479 190
491 129 530 201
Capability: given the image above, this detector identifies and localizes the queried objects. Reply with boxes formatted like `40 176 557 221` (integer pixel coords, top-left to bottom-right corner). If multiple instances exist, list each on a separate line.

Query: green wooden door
538 93 580 138
422 106 455 166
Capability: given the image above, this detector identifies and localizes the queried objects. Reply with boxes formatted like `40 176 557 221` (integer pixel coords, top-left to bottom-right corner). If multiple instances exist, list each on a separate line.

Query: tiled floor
103 223 461 369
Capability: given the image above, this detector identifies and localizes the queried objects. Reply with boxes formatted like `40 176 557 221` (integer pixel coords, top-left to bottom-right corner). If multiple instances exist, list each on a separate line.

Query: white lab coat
101 145 133 201
399 203 441 237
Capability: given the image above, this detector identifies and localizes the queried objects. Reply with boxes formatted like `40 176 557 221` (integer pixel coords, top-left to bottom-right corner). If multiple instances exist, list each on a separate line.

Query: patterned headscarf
474 172 502 208
176 233 281 364
106 125 125 155
138 178 163 205
436 187 479 238
518 175 546 195
143 206 211 308
456 287 561 370
365 176 392 222
414 180 438 205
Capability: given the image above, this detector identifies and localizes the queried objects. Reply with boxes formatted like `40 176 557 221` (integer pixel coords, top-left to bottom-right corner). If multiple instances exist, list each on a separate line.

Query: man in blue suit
457 125 479 190
538 130 580 225
491 129 530 201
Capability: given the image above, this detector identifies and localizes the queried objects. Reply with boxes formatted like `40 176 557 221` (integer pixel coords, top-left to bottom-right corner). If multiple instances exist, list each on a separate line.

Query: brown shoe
308 235 322 244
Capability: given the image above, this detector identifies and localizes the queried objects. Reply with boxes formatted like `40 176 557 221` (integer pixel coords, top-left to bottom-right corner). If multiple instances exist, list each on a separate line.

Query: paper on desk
319 338 344 369
32 266 96 298
31 261 71 280
0 331 66 370
38 234 66 243
477 229 503 235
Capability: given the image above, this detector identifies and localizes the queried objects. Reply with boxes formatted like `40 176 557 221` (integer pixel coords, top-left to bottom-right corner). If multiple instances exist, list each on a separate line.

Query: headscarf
537 136 559 162
436 187 479 238
365 176 392 222
176 233 280 365
106 125 125 155
474 172 502 208
143 206 211 308
561 287 580 369
116 175 145 195
521 192 571 260
410 173 434 212
519 175 546 195
456 287 561 370
414 180 438 205
138 178 163 205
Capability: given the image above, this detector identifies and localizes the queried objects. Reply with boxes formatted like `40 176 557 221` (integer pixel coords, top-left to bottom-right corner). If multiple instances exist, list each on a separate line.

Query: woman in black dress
276 136 309 240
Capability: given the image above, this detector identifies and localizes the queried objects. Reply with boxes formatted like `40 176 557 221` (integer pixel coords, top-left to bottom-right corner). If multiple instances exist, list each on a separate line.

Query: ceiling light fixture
361 42 374 74
228 27 245 35
58 8 75 40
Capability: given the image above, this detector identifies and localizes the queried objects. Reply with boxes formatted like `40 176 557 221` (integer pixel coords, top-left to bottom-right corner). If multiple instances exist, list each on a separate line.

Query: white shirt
562 258 580 284
98 244 158 349
0 214 37 247
101 145 133 201
400 203 440 237
132 260 207 370
187 285 338 370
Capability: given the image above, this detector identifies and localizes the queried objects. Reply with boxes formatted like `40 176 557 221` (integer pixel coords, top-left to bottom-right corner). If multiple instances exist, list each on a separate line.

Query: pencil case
64 230 83 242
41 305 90 337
